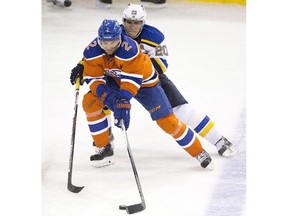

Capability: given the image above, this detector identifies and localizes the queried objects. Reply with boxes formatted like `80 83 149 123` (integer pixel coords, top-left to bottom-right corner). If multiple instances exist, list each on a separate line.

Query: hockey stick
67 78 85 193
119 121 146 214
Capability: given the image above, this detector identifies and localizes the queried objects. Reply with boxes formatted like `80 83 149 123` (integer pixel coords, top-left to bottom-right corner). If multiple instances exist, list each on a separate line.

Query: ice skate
90 143 115 168
195 150 213 169
95 0 112 8
46 0 72 7
215 136 238 157
140 0 166 8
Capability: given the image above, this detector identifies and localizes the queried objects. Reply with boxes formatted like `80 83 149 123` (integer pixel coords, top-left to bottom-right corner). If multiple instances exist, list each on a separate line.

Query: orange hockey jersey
83 35 159 98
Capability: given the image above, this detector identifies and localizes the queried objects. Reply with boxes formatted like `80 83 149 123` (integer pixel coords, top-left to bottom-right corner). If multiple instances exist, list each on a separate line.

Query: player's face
123 19 143 39
100 38 121 55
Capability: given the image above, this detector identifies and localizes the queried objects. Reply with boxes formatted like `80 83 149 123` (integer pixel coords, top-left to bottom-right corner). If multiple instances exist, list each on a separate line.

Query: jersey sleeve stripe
141 39 159 47
121 78 141 89
121 71 143 79
84 76 106 88
121 72 143 86
142 70 158 85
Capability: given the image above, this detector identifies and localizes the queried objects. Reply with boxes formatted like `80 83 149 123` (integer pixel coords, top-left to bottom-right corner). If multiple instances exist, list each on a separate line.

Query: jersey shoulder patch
83 38 104 60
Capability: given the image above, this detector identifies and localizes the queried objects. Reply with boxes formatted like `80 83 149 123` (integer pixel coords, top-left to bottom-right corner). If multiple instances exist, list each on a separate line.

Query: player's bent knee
82 91 103 113
156 113 180 135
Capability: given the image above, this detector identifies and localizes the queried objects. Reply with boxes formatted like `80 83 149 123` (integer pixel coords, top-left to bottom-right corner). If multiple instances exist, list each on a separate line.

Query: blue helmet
98 19 122 41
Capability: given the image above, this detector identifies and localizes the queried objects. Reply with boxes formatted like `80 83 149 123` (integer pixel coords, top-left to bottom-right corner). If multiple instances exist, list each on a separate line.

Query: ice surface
42 0 245 215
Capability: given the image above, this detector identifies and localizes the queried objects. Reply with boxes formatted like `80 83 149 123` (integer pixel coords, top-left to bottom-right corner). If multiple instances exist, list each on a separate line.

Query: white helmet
122 4 146 23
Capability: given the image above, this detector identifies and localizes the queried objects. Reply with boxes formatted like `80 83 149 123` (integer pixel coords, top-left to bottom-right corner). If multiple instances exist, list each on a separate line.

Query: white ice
42 0 246 215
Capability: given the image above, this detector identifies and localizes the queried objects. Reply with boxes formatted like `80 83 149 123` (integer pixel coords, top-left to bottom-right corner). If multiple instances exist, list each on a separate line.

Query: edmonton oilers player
121 4 237 157
81 19 213 169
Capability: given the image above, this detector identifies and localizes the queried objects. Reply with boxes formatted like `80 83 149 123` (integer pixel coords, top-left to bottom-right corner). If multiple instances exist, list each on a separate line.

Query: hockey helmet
122 4 146 23
98 19 122 41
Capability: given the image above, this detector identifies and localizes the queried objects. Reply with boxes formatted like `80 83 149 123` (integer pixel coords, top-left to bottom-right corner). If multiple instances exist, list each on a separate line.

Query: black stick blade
67 171 84 193
119 205 127 210
125 203 146 214
67 184 84 193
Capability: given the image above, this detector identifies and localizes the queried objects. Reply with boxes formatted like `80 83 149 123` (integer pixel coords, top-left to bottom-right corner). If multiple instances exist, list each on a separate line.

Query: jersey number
86 40 97 50
155 45 168 56
121 41 132 51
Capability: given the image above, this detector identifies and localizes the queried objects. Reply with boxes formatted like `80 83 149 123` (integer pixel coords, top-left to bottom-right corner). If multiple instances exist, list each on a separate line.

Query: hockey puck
119 205 126 210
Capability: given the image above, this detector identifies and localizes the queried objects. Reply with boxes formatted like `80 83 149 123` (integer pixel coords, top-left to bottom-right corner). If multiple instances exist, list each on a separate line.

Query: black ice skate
47 0 72 7
140 0 166 8
195 150 213 169
95 0 112 8
215 136 238 157
99 0 112 3
90 143 114 167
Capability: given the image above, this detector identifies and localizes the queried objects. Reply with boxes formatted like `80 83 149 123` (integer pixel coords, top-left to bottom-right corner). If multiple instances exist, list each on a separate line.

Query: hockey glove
70 59 84 85
96 84 117 111
113 99 131 130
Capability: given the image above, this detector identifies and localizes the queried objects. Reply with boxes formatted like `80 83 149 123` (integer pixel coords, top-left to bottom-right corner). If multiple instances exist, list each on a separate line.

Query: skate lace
95 146 106 155
196 151 208 163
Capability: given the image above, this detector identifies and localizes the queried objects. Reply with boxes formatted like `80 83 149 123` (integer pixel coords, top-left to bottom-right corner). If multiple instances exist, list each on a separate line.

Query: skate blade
91 156 115 168
222 146 238 157
205 161 214 170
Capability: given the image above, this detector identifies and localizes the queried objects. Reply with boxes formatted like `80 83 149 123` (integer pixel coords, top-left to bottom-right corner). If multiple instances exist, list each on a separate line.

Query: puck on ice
119 205 126 210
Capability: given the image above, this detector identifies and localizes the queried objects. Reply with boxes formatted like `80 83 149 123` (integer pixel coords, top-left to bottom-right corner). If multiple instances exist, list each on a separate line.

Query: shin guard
82 92 110 147
156 114 203 157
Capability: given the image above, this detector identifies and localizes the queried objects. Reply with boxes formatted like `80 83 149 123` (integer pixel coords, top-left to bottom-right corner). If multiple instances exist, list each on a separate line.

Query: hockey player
70 4 237 158
80 19 213 169
121 3 237 157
